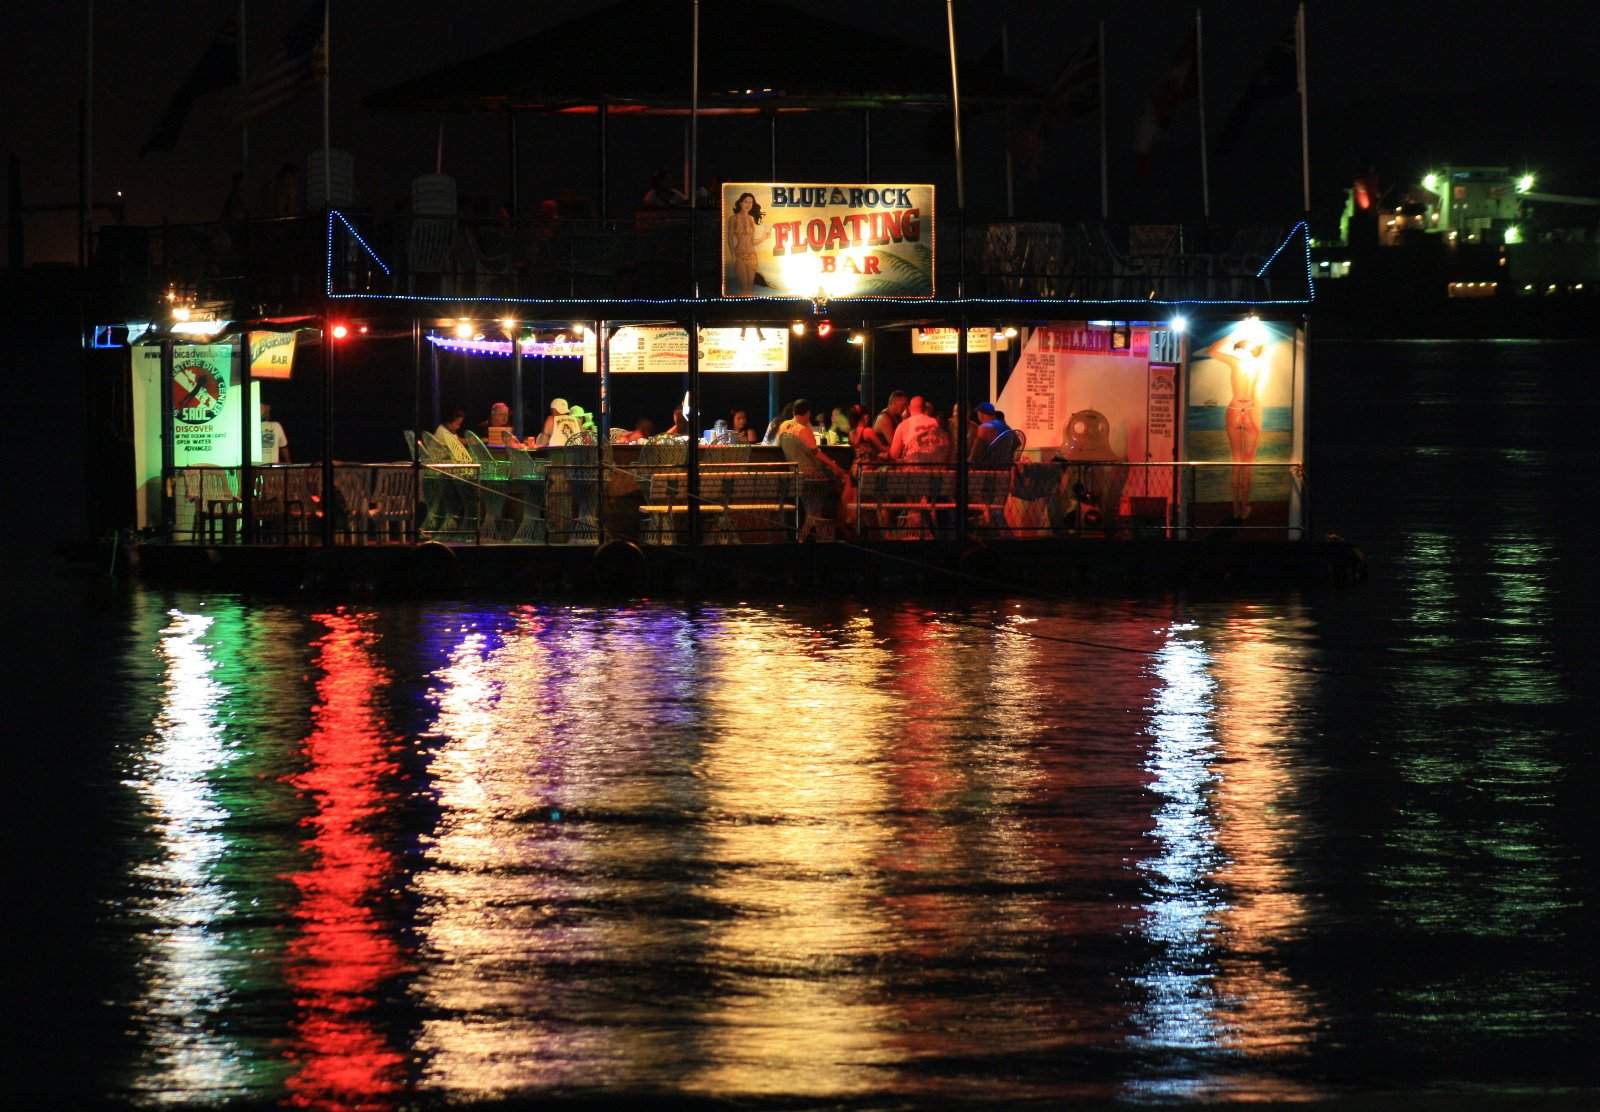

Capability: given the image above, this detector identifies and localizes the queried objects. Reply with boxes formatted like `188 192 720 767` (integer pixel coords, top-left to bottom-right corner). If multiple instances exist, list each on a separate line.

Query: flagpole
1001 21 1013 219
238 0 248 181
945 0 966 297
321 0 331 207
1098 19 1108 220
1195 7 1210 221
1297 1 1311 216
81 0 93 267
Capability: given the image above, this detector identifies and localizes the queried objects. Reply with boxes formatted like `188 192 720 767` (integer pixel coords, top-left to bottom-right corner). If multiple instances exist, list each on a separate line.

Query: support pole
1098 20 1109 220
81 0 94 267
687 313 701 546
429 339 441 428
1297 1 1311 217
767 110 779 427
945 0 966 296
507 111 520 219
955 314 969 542
596 319 609 544
237 333 253 541
858 327 871 413
598 99 608 222
689 0 700 296
1196 7 1210 221
412 317 422 539
1001 22 1013 219
319 316 334 547
159 337 175 539
511 324 524 439
863 110 872 180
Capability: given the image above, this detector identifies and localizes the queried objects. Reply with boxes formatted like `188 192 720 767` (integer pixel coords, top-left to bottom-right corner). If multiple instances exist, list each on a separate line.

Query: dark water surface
11 341 1600 1108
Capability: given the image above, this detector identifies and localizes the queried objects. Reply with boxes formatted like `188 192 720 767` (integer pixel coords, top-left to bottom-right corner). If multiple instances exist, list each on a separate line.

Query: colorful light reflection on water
93 587 1595 1108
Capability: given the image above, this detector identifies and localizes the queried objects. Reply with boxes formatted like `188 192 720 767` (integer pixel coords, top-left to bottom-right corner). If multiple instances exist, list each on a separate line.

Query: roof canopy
364 0 1035 115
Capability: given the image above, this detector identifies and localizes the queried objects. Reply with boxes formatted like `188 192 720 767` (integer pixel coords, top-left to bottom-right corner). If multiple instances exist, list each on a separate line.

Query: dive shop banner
583 326 789 374
722 182 935 299
134 341 244 466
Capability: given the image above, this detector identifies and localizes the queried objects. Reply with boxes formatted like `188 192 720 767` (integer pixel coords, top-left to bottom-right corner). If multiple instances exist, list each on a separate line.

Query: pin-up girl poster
726 190 770 295
1185 317 1296 520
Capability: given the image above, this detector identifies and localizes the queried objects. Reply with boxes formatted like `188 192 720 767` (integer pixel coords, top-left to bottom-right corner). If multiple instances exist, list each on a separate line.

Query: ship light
1169 315 1188 334
1516 173 1535 194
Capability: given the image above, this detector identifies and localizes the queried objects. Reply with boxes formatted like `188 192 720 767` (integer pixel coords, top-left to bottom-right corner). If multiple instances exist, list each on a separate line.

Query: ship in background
1312 163 1599 337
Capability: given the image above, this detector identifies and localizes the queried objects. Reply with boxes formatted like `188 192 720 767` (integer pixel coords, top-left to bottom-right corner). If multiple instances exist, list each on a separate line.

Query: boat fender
411 540 462 594
592 539 648 595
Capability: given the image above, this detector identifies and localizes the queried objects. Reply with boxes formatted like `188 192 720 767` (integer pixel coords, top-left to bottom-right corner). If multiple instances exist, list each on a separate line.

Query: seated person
779 398 852 511
536 398 571 446
483 401 522 448
969 402 1019 467
730 408 759 444
615 416 656 443
889 395 950 464
662 407 690 438
434 408 474 462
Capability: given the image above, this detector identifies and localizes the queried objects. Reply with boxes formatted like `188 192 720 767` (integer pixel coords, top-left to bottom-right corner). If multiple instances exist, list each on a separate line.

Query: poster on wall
170 343 244 466
582 326 788 374
910 328 1006 354
1184 318 1298 521
721 182 934 299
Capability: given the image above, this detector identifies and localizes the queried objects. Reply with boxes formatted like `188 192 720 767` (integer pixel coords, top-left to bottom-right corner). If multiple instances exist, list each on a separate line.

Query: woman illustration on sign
1206 326 1268 520
726 192 770 295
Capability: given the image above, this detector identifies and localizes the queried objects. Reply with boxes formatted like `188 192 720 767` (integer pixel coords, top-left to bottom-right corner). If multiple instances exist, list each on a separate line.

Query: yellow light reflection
684 609 900 1097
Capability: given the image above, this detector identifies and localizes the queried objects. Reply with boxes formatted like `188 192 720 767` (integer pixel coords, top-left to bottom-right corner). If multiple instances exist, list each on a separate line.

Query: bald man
889 395 950 464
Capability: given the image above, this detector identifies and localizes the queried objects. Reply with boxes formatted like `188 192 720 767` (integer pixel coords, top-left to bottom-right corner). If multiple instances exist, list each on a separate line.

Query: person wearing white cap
536 397 572 446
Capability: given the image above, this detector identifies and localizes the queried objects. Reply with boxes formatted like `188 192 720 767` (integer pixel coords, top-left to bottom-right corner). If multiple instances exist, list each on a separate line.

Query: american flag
1133 27 1199 172
237 0 325 124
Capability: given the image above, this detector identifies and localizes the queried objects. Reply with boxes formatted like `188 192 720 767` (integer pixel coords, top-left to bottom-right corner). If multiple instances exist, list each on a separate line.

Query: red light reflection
283 610 405 1110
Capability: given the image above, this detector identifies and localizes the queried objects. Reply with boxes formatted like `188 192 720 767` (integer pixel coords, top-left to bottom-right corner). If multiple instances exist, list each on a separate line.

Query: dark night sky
3 1 1597 263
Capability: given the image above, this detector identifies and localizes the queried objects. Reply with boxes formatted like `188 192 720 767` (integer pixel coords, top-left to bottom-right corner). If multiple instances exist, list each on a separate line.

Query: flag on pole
139 15 240 156
1215 19 1298 153
1009 33 1097 179
1042 33 1100 128
237 0 325 124
1132 27 1199 174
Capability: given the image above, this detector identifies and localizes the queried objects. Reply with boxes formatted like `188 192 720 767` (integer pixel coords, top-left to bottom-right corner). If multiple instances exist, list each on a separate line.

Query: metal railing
96 212 1301 317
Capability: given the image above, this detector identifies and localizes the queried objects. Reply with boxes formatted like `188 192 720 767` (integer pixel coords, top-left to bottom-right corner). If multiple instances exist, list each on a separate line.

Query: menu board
583 326 789 374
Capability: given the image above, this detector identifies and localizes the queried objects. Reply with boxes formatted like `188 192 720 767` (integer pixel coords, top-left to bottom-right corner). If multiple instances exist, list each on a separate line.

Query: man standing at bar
874 390 909 448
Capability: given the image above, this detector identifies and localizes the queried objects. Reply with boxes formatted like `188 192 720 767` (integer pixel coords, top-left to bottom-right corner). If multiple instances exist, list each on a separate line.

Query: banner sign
248 331 296 379
721 182 935 299
911 327 1008 355
583 326 789 374
135 342 247 467
1034 324 1150 357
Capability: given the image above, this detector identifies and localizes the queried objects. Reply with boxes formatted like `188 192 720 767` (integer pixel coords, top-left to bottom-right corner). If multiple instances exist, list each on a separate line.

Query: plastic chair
372 467 417 542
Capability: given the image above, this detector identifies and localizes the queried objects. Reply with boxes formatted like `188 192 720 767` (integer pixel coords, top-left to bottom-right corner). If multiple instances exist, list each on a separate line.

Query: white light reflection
1127 615 1321 1101
124 610 244 1103
1128 622 1225 1099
